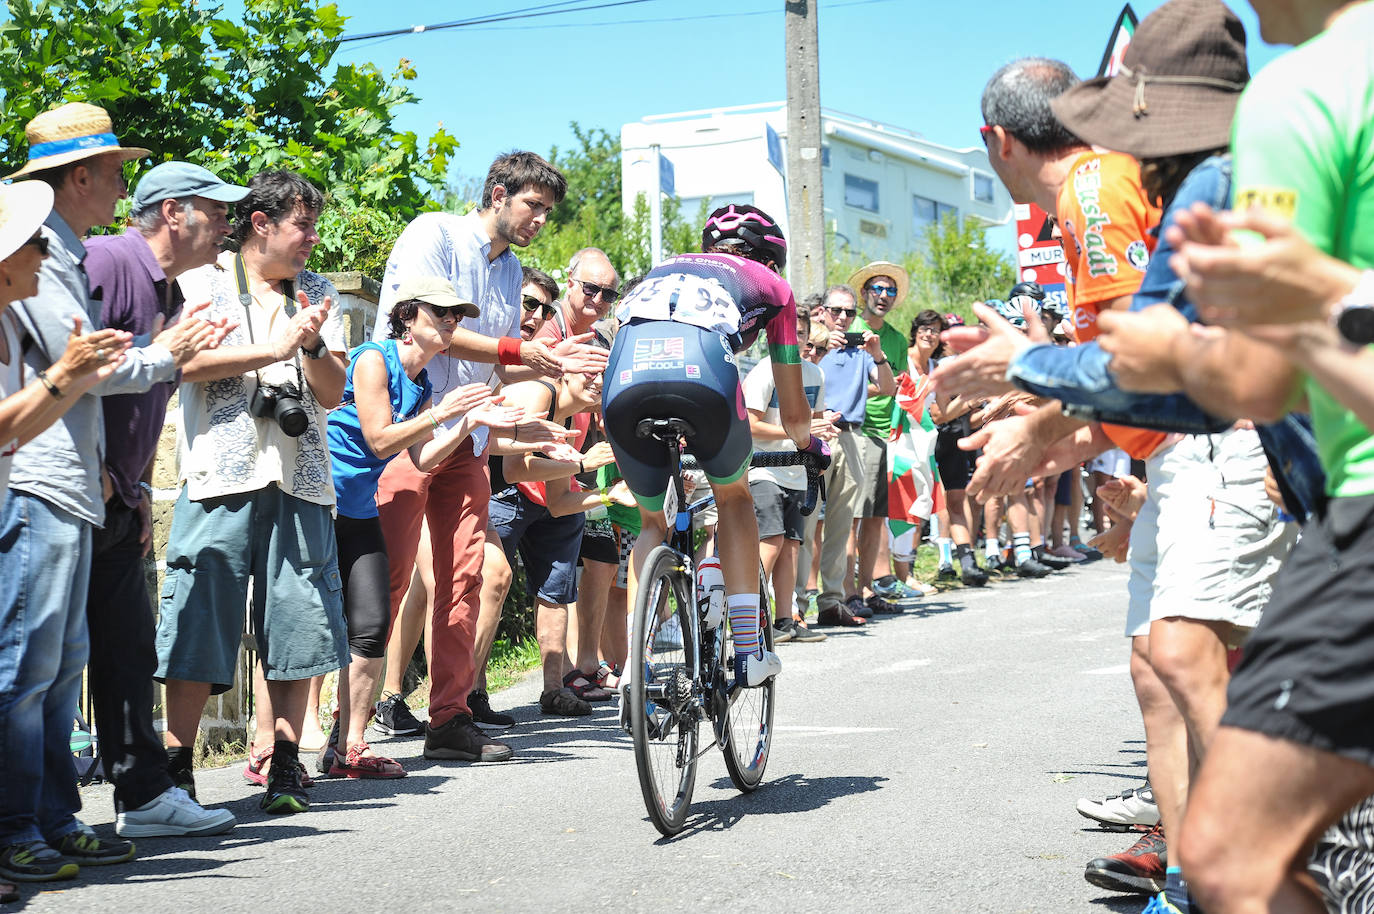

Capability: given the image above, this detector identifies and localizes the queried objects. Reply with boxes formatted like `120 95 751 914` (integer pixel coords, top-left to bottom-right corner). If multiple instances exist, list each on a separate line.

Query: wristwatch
1333 270 1374 346
302 338 327 359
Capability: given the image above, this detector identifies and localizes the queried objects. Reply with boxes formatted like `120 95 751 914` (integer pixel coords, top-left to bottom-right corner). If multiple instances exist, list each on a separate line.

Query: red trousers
376 447 489 728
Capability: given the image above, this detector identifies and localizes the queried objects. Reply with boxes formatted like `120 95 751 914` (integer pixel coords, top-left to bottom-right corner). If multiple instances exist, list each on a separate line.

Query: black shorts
749 479 805 541
1221 493 1374 766
935 426 977 492
602 319 751 512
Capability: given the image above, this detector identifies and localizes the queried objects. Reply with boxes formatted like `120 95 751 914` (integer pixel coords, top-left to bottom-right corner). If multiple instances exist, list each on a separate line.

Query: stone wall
131 272 379 748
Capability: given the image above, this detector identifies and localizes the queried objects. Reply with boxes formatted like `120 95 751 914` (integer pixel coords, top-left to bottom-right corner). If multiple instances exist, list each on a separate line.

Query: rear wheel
721 564 776 792
630 545 699 836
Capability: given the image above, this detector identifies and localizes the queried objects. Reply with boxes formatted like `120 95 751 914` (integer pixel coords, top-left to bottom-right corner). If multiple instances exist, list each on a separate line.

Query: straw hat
848 261 910 306
0 182 55 263
1050 0 1248 159
5 102 150 180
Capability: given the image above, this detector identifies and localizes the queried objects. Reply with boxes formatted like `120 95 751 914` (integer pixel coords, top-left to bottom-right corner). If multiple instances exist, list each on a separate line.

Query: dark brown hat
1050 0 1248 160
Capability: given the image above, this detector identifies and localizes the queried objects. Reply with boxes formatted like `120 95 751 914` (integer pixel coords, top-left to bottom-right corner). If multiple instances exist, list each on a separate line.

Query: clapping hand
153 300 235 366
59 315 132 385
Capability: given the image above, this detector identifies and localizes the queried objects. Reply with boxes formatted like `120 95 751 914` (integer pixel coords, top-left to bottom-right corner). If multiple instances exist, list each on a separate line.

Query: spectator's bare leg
472 533 512 692
574 559 616 675
162 679 212 751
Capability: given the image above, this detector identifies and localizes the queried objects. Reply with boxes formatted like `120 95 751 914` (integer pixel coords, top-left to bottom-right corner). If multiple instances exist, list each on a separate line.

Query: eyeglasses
827 307 856 318
421 302 466 321
21 233 49 256
914 326 941 337
571 279 620 303
522 295 556 320
979 124 995 144
866 285 897 298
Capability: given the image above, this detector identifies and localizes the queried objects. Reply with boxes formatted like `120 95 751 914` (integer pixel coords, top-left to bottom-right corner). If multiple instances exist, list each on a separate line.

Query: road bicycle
624 417 826 837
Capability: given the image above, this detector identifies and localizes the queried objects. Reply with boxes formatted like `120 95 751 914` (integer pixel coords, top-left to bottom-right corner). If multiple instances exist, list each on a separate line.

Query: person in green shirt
845 262 920 612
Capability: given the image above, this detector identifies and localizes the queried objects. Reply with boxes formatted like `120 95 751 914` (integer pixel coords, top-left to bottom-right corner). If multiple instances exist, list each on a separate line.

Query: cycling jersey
614 253 800 365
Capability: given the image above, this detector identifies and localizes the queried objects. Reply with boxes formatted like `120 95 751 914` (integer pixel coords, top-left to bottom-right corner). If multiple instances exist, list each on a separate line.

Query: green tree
0 0 456 272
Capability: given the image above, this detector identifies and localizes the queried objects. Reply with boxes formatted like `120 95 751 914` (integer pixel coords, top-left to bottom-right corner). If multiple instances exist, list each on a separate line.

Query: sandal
563 669 613 702
540 687 591 717
329 741 406 779
593 662 621 691
244 744 315 788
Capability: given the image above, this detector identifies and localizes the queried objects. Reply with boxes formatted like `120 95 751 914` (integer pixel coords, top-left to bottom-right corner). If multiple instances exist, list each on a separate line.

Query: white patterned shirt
371 210 522 456
175 253 343 505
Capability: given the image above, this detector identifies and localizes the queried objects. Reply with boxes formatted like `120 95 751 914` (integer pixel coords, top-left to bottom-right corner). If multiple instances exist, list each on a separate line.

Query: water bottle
696 556 724 630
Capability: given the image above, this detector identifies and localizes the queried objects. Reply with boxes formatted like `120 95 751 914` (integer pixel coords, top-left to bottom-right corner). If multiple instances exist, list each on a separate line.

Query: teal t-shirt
1230 3 1374 497
857 318 909 437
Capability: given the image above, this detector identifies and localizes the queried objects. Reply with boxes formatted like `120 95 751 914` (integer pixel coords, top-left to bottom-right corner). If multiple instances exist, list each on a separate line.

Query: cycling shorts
601 318 751 512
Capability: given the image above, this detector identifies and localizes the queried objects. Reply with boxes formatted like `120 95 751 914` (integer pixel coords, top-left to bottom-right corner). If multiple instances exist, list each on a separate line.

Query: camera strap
234 254 304 392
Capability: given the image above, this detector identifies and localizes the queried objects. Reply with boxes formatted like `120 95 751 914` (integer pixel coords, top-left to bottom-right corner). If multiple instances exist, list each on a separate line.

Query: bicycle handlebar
680 448 829 515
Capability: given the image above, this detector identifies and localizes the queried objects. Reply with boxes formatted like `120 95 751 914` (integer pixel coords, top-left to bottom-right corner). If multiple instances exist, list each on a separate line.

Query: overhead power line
337 0 661 44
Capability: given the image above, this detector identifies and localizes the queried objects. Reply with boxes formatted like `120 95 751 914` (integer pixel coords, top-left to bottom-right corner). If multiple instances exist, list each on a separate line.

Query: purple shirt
85 231 183 509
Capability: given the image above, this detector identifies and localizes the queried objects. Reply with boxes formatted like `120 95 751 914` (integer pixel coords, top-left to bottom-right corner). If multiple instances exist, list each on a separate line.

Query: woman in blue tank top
322 276 520 779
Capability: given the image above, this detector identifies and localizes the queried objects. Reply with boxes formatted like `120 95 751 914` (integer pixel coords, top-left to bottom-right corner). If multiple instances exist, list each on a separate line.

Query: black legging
335 514 391 659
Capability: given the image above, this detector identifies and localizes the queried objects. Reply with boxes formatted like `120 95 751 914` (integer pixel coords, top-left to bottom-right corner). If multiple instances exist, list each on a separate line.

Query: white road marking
1083 664 1131 675
872 658 933 674
773 726 897 734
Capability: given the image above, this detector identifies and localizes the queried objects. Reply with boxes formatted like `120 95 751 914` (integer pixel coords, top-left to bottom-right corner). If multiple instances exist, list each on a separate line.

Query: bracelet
137 481 154 498
36 369 62 399
599 487 612 510
427 409 440 429
497 336 523 366
874 358 889 366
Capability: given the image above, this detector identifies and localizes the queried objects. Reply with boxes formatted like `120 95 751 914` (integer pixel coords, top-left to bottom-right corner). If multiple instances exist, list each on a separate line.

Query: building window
913 194 957 237
844 174 879 212
972 172 995 204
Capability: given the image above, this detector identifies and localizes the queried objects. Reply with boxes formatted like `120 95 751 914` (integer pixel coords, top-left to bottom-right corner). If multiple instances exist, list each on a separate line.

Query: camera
250 380 309 437
843 331 866 349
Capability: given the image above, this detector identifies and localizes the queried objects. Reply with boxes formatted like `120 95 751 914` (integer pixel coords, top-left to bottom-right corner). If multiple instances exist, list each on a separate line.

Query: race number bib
617 272 740 336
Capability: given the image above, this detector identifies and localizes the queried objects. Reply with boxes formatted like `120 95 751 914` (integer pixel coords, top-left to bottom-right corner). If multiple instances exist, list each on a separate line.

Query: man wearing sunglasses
536 247 620 346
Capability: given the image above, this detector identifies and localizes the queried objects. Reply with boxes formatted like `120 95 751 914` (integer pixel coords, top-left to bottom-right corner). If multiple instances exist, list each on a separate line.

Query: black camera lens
275 398 309 437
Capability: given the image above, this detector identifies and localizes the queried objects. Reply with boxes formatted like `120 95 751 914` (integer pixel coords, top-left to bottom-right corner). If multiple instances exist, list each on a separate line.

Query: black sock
166 745 193 775
272 738 299 772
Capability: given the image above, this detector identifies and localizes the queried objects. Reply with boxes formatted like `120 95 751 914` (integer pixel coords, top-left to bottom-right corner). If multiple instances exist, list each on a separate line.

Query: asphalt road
31 559 1153 913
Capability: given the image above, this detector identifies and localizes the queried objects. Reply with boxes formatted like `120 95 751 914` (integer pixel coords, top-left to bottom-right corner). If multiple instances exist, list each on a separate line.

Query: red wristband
497 336 523 366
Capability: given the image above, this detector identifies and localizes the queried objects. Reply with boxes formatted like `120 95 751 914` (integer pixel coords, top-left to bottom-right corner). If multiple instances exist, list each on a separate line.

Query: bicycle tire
630 545 700 836
720 564 776 792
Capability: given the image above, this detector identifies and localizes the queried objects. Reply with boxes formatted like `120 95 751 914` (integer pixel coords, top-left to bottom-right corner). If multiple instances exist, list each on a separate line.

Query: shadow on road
654 772 888 841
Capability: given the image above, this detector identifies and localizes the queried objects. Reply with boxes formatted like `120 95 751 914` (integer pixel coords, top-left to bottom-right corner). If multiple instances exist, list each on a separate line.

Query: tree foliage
0 0 455 272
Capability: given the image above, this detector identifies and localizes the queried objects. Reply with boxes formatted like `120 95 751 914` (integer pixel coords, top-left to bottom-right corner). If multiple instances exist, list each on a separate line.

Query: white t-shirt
742 356 824 491
0 311 23 495
175 254 344 505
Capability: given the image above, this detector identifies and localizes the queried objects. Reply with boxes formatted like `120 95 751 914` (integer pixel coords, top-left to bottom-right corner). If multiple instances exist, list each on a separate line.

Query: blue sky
325 0 1285 252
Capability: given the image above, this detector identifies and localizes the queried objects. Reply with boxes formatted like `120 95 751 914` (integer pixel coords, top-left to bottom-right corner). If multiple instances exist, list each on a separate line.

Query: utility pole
784 0 826 296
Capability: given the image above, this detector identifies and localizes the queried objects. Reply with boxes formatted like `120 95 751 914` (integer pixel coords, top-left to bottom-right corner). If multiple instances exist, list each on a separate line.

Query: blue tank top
327 339 433 519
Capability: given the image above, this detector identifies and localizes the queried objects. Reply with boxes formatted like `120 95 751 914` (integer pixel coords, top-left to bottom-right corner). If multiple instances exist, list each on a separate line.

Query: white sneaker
116 786 237 837
733 649 782 688
1075 783 1160 830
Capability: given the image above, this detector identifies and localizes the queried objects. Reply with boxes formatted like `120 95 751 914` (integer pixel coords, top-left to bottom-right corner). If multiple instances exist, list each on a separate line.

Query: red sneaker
1084 823 1167 895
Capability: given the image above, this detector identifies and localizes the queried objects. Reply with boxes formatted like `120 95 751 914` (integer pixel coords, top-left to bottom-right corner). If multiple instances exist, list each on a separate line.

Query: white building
621 102 1014 271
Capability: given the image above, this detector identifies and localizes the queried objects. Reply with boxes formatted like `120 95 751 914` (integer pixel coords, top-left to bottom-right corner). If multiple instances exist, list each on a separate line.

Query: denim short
154 485 349 693
490 489 585 605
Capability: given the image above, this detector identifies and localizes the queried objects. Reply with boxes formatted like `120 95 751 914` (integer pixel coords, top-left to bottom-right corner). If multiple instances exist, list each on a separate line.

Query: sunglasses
979 124 995 144
827 307 857 318
572 279 620 303
867 285 897 298
522 295 556 320
22 233 49 256
421 302 466 321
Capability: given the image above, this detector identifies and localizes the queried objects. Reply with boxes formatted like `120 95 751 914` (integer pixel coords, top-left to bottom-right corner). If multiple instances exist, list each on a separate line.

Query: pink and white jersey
615 253 800 364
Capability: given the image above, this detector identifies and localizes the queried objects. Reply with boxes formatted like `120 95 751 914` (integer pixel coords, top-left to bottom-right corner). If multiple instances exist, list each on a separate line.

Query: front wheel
721 563 776 792
630 545 699 836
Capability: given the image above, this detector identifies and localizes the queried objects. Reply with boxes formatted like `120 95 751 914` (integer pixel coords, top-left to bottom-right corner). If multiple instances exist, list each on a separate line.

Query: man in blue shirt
813 284 894 625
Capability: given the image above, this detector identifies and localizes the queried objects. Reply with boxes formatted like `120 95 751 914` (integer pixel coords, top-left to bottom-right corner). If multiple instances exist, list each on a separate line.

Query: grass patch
194 733 247 769
486 636 542 693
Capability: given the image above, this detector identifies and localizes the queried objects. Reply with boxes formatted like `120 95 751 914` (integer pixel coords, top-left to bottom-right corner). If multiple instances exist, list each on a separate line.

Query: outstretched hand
932 300 1045 400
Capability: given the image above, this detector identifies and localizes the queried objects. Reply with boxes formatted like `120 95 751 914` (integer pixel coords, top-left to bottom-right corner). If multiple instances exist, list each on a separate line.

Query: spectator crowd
1 1 1373 912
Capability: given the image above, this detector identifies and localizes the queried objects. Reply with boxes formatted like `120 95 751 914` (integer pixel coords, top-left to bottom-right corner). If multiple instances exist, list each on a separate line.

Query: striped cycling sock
1013 533 1032 565
727 593 761 659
